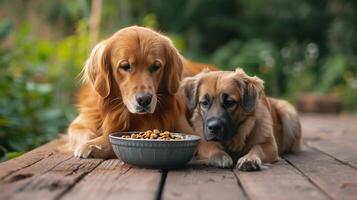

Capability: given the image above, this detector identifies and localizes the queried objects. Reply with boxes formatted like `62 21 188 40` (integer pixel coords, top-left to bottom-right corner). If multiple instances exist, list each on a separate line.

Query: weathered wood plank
0 114 355 200
285 147 357 200
235 159 328 200
300 114 357 142
0 156 103 200
306 139 357 169
1 152 72 184
0 139 63 180
60 159 163 200
162 164 246 200
300 113 357 168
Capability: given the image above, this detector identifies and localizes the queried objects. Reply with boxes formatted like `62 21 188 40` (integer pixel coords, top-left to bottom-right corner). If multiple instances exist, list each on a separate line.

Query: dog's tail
274 99 302 154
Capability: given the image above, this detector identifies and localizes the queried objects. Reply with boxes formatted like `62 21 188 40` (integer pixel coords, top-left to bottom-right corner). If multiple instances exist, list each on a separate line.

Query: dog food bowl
109 131 200 169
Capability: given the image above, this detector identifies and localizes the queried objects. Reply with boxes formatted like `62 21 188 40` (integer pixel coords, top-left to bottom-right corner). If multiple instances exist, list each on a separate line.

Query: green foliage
146 0 357 107
0 19 90 160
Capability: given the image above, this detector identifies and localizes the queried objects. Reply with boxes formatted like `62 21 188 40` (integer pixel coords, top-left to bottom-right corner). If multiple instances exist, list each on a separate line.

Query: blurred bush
0 0 356 159
0 18 89 160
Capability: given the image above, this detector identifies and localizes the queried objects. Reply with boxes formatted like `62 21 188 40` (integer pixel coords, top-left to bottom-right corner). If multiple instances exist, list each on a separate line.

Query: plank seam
283 157 334 200
306 142 357 171
155 170 167 200
232 169 250 200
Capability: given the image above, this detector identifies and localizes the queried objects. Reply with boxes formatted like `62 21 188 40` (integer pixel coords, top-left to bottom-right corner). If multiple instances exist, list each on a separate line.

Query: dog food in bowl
121 129 183 140
109 131 200 169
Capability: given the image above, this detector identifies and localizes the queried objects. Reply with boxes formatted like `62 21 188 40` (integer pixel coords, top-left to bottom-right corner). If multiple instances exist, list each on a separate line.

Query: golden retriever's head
181 68 264 141
84 26 183 114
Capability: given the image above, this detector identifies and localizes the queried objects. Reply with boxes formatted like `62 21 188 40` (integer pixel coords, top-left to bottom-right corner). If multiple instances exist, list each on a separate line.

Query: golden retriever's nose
136 92 152 108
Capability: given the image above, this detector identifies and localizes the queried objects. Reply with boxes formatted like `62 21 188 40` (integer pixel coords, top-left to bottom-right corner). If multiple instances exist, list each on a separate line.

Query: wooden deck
1 114 357 200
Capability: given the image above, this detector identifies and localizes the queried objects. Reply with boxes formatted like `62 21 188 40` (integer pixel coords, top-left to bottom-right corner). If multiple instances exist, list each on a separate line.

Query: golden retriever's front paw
208 151 233 168
74 143 102 158
237 155 262 171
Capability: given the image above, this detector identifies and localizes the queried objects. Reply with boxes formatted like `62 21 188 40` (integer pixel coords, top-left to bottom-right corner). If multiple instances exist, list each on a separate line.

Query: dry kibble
150 133 158 139
122 130 182 140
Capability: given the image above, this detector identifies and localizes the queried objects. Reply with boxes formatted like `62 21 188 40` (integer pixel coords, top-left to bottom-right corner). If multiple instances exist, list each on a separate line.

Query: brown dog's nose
207 118 223 134
136 92 152 107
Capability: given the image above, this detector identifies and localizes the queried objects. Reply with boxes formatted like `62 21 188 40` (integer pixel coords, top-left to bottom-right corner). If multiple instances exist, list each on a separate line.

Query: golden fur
65 26 216 158
181 68 302 170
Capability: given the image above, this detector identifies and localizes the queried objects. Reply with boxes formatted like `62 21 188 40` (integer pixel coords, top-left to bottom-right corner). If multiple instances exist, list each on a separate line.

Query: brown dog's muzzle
205 117 226 141
203 102 237 141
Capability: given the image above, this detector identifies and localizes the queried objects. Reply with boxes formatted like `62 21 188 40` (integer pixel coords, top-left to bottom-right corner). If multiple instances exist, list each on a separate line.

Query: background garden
0 0 356 160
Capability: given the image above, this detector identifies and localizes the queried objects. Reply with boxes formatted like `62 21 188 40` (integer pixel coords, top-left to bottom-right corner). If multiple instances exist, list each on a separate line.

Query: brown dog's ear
235 68 264 113
180 77 200 111
180 70 209 111
84 41 112 98
161 38 183 95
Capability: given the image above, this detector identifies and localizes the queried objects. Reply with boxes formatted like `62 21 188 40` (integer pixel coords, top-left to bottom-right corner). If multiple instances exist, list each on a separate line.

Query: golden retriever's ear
180 77 200 111
234 68 264 113
161 39 183 94
84 41 112 98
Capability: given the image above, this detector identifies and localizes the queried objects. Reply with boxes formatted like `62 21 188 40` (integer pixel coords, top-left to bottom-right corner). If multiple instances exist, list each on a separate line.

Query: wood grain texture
306 139 357 169
61 159 163 200
285 147 357 200
0 114 356 200
300 113 357 169
1 152 72 184
235 159 328 200
0 139 63 180
162 164 246 200
0 155 103 200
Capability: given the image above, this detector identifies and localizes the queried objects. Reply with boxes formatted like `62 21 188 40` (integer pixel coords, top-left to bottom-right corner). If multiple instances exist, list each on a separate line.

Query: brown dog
65 26 215 158
181 68 301 171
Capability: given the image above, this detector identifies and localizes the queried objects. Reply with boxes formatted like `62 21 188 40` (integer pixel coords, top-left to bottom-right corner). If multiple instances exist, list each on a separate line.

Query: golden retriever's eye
149 62 161 73
120 62 131 72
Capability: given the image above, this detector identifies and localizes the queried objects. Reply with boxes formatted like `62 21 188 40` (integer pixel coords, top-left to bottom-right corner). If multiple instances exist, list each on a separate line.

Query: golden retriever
65 26 216 158
181 68 302 171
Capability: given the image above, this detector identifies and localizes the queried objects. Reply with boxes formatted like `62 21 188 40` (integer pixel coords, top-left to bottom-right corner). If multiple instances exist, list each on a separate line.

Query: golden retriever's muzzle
134 92 153 113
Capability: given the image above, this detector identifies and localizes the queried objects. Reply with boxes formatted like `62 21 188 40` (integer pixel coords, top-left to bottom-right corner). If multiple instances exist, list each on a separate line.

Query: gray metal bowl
109 131 200 169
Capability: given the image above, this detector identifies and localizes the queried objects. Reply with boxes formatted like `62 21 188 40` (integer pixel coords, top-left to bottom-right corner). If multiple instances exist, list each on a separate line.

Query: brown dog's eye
149 62 161 73
222 93 236 108
120 62 131 72
224 99 236 108
200 100 210 108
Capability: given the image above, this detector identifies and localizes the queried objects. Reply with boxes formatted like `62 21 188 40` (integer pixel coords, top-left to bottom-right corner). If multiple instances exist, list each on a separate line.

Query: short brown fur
181 69 302 170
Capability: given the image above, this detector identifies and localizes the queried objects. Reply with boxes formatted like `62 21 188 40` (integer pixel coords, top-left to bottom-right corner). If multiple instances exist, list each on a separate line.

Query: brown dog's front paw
237 155 262 171
208 151 233 168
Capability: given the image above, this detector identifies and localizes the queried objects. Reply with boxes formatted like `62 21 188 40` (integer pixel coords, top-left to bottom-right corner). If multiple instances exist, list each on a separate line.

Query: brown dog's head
181 68 264 141
84 26 183 114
